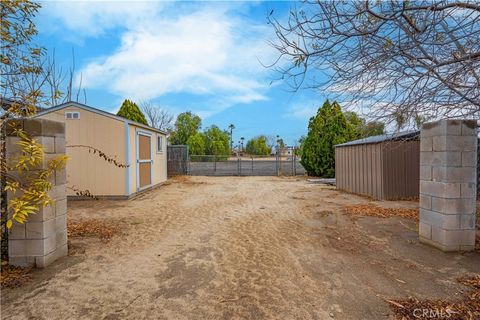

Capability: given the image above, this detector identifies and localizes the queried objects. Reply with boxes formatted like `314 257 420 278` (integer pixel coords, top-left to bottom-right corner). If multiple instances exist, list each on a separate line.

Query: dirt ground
1 176 479 319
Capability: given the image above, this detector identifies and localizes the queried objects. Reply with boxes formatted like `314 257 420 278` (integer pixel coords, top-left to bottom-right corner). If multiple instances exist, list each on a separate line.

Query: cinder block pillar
6 119 67 267
419 119 477 251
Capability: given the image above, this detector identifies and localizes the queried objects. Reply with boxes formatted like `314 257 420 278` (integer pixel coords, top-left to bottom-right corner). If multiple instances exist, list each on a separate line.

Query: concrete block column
6 118 68 267
419 119 477 251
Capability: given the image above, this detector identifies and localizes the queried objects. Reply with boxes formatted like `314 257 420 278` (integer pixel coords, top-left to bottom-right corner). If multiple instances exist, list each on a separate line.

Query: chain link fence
188 154 305 176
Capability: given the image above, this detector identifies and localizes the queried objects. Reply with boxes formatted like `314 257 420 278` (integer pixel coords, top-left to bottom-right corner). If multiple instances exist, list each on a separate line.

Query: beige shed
335 131 420 200
34 101 168 198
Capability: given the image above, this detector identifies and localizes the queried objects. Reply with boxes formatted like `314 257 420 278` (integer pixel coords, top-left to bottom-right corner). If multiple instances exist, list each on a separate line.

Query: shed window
65 111 80 120
157 135 163 153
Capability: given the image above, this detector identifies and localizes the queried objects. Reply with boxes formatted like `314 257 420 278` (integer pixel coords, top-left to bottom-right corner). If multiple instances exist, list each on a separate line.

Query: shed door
137 132 152 189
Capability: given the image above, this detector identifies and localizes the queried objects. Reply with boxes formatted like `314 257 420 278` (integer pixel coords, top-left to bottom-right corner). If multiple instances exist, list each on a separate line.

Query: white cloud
285 98 379 121
41 2 279 117
285 99 320 120
40 0 167 38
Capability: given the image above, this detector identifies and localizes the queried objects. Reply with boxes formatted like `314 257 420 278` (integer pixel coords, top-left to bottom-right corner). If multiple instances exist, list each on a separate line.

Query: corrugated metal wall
477 137 479 199
382 140 420 200
335 143 383 199
335 140 419 200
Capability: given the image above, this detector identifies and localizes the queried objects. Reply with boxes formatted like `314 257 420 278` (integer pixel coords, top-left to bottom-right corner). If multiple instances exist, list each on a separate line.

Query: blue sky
35 1 330 145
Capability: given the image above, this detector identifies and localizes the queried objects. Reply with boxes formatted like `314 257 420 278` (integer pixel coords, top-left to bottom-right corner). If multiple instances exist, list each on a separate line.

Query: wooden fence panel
167 145 188 177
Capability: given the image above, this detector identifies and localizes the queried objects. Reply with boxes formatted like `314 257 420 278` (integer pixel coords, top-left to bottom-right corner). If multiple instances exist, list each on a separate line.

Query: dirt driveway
2 176 479 319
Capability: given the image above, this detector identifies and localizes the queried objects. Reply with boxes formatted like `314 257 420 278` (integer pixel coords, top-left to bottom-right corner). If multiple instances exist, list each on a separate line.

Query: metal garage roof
335 130 420 147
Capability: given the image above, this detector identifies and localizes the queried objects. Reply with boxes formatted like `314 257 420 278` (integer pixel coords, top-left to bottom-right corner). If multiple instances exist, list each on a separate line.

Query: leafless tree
140 100 174 132
265 135 277 151
44 50 65 107
44 49 87 107
1 48 87 113
268 1 480 127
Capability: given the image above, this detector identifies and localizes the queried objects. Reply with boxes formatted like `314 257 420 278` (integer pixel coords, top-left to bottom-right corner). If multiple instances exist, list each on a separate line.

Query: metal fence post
185 145 189 175
276 154 279 176
293 153 296 176
214 155 217 173
187 147 191 175
290 151 295 176
238 155 241 176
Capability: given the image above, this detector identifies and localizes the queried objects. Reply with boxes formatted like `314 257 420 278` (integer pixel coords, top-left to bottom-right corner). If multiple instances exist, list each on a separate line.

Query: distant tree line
116 102 232 158
168 112 231 158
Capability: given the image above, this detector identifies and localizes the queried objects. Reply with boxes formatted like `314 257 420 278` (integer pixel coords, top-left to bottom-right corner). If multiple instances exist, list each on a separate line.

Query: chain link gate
188 153 305 176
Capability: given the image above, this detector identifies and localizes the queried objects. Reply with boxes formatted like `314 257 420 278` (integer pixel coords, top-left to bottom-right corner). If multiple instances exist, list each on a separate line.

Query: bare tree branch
140 100 174 132
268 0 480 125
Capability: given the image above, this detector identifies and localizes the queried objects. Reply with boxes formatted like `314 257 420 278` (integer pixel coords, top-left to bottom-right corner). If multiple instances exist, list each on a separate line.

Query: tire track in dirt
206 180 333 319
2 176 479 320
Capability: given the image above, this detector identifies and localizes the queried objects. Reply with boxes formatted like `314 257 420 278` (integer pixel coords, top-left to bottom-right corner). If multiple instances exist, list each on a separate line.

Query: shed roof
34 101 167 135
335 130 419 147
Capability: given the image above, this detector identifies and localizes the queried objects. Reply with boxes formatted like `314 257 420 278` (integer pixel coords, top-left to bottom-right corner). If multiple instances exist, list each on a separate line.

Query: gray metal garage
335 131 420 200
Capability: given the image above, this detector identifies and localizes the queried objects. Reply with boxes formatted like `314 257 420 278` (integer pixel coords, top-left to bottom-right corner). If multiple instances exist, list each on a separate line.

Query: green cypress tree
116 99 148 125
300 100 353 177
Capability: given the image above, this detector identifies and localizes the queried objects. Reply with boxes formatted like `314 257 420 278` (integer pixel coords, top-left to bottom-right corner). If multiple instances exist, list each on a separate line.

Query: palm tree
228 124 235 150
240 137 245 152
276 135 280 154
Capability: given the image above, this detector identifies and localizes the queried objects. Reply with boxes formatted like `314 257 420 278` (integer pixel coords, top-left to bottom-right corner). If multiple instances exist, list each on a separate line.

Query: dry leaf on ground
343 203 418 220
1 265 32 289
67 219 119 241
388 275 480 320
